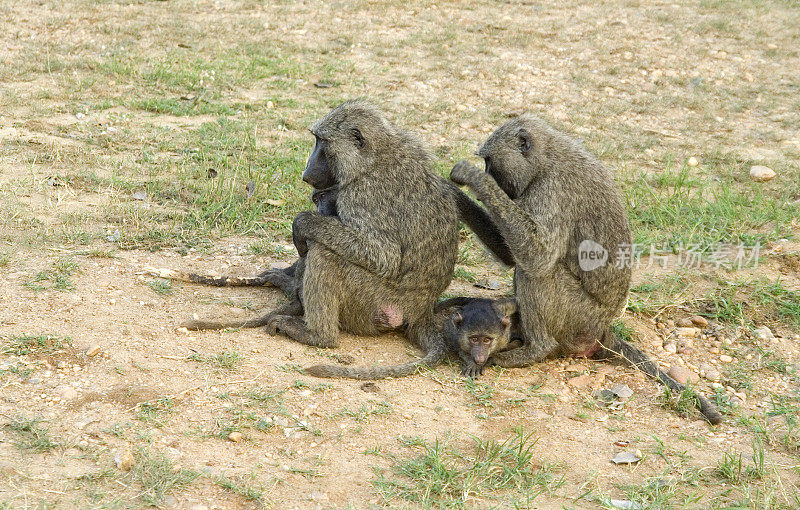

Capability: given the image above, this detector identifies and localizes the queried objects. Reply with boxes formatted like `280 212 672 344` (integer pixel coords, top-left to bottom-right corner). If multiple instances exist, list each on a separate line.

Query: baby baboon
270 100 459 379
182 187 339 331
450 115 722 424
437 297 520 377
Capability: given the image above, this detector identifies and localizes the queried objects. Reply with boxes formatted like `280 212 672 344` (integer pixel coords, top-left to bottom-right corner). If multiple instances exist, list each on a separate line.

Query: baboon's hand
461 360 486 378
450 160 482 187
292 211 317 257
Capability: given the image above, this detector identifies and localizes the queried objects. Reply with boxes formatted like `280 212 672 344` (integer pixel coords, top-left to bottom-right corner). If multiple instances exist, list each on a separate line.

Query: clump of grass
136 397 175 427
372 428 564 508
147 278 174 295
715 440 766 484
453 266 477 283
465 378 495 408
214 475 265 504
334 400 393 422
657 385 702 420
131 448 200 506
23 258 78 292
188 349 241 370
0 252 10 267
2 334 72 356
5 416 59 452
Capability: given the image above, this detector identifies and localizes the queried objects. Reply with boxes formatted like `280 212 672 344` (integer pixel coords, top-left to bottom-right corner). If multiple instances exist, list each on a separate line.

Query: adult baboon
270 100 460 379
450 115 722 424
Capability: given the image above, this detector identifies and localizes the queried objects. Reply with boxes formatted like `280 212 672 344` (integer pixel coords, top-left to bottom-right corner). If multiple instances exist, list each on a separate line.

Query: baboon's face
303 136 338 190
478 124 534 200
311 187 338 217
452 303 513 365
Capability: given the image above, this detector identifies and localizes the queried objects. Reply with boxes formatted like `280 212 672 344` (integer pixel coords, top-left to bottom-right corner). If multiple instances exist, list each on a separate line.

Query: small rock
709 347 720 354
612 451 641 465
753 326 775 342
85 344 102 357
687 157 699 167
675 318 693 328
228 431 243 442
567 374 594 389
609 499 642 510
720 354 733 363
474 279 501 290
333 354 356 365
675 327 698 337
115 448 134 471
611 384 634 399
0 461 17 476
360 382 379 393
749 165 775 182
55 385 78 400
132 190 147 201
310 491 329 501
690 315 708 327
663 342 677 354
668 366 699 385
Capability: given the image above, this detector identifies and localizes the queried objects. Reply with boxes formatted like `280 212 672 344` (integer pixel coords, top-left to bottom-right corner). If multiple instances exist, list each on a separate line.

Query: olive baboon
269 100 460 379
450 115 722 424
437 297 520 377
182 187 339 331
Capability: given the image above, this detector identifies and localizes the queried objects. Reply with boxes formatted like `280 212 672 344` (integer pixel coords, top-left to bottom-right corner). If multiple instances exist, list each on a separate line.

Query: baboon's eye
351 128 365 149
517 128 532 155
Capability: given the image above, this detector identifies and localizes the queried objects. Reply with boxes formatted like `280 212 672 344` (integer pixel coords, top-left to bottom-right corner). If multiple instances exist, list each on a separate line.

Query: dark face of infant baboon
311 187 338 217
451 298 516 365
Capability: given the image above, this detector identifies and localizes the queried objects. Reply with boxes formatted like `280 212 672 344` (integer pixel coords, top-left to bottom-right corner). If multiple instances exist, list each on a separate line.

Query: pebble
612 451 641 464
567 374 594 388
115 448 134 471
720 354 733 363
228 431 243 442
55 385 78 400
749 165 776 182
753 326 775 342
687 157 699 167
704 369 720 382
690 316 708 327
675 318 693 328
668 366 699 385
663 342 677 354
675 327 699 337
85 344 102 357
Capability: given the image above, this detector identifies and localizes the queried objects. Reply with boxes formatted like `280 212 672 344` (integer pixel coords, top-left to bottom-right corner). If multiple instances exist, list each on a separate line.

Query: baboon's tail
304 324 446 380
600 330 723 425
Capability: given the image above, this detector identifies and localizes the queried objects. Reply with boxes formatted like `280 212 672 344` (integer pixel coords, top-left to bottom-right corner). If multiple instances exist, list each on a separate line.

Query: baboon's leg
267 248 339 348
183 298 303 331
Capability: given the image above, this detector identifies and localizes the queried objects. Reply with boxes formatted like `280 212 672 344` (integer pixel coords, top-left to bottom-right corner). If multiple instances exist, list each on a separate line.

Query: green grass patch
5 416 59 452
372 428 564 508
130 448 200 506
1 334 72 356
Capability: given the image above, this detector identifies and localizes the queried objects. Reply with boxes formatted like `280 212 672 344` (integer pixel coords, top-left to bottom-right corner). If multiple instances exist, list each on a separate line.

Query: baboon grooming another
450 115 722 424
269 100 460 379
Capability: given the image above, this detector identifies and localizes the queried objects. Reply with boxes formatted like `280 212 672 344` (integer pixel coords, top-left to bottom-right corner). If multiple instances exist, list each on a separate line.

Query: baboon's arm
450 161 566 273
293 211 403 280
449 185 515 267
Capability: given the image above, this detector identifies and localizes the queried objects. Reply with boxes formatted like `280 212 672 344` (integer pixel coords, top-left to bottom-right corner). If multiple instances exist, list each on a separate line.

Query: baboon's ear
351 128 366 149
517 128 532 155
452 311 463 327
495 297 517 317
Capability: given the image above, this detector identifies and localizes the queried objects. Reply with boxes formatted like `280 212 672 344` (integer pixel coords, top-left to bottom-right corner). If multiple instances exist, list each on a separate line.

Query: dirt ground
1 0 799 509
